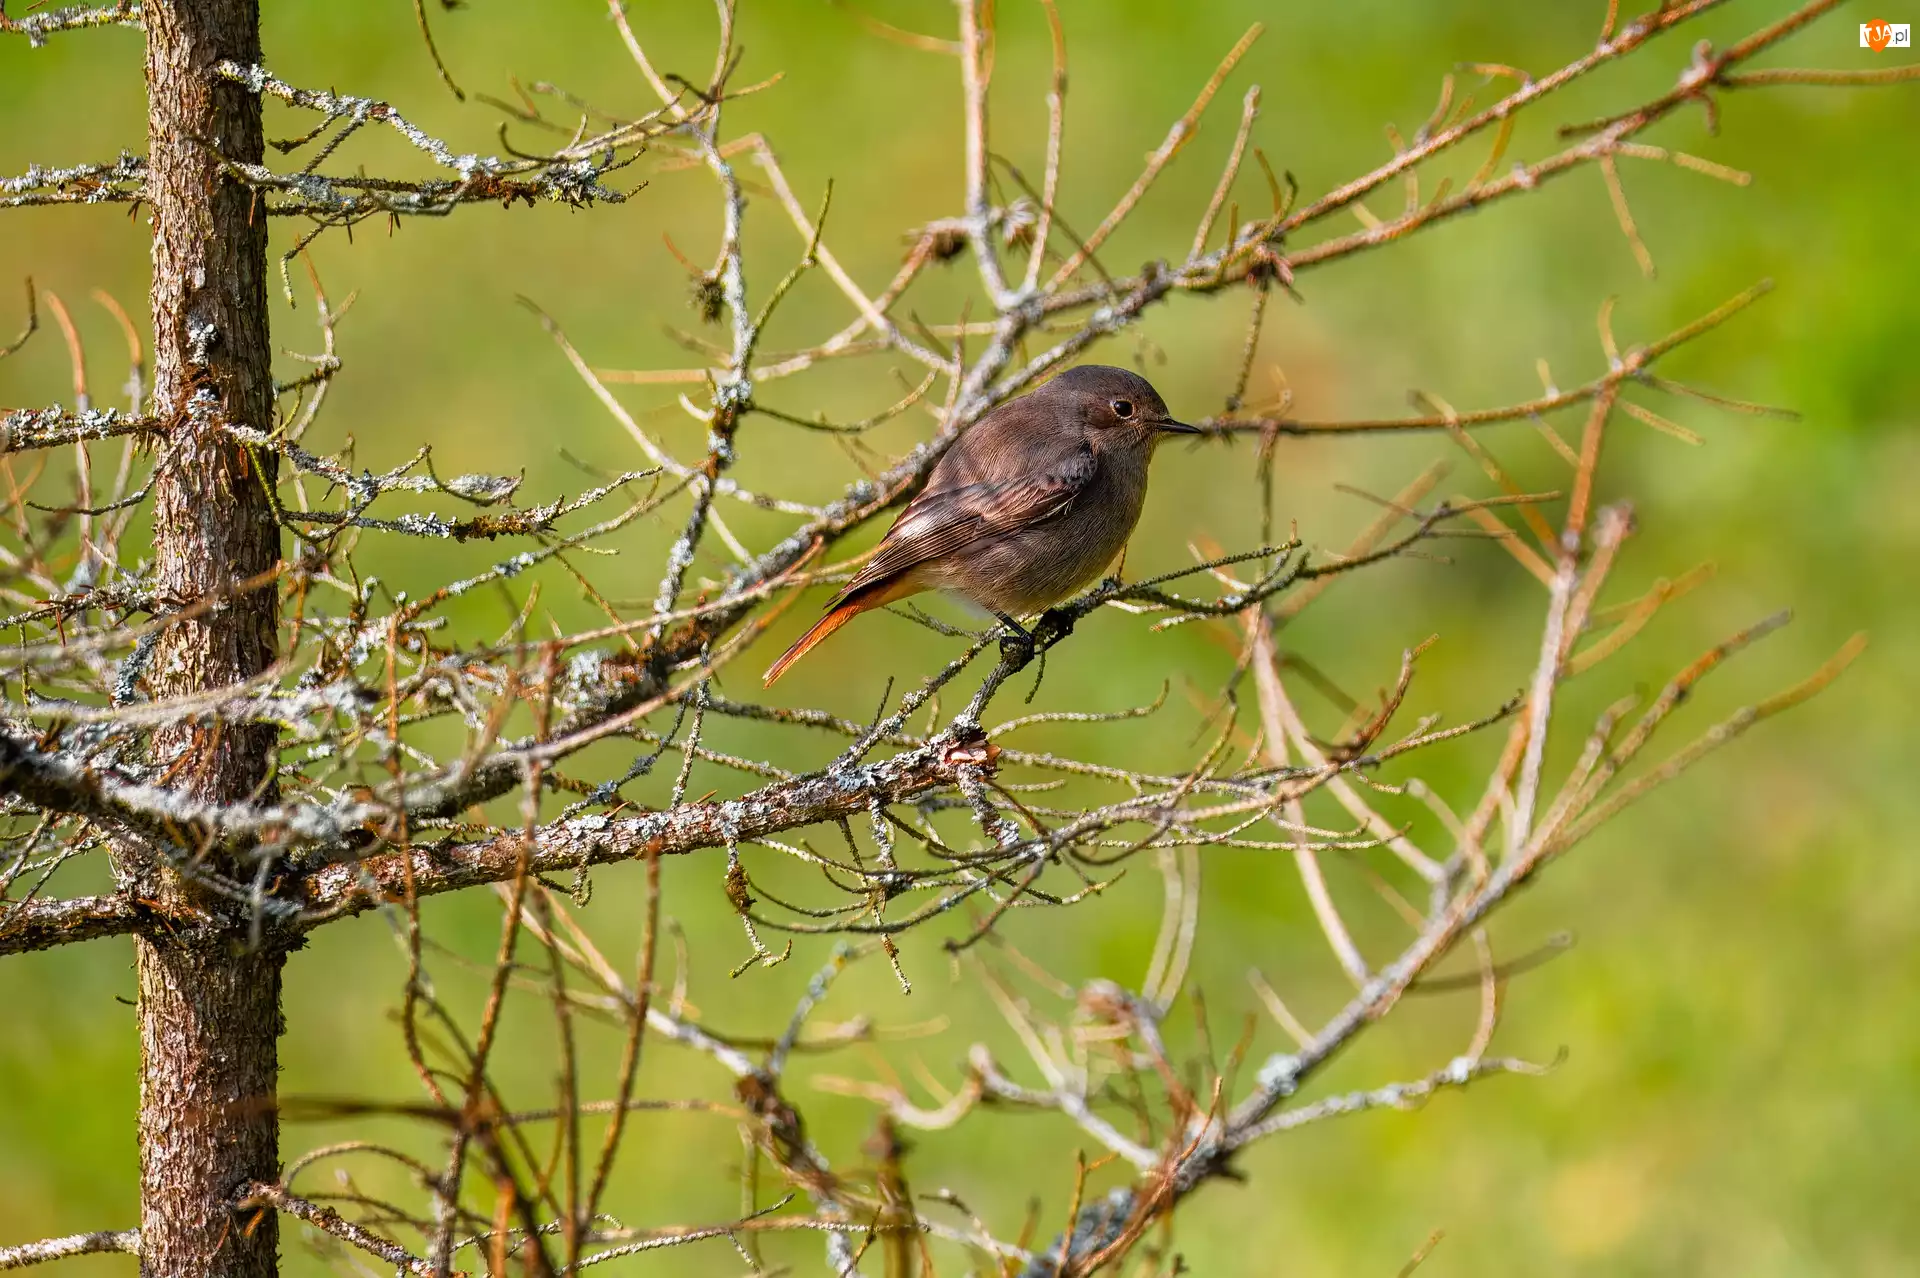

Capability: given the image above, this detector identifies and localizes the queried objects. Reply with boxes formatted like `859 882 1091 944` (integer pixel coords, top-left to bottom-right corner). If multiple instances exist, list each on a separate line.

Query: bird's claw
998 628 1036 667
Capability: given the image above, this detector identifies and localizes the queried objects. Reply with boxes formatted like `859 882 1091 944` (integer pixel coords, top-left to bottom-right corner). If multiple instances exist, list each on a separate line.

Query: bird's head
1044 365 1197 442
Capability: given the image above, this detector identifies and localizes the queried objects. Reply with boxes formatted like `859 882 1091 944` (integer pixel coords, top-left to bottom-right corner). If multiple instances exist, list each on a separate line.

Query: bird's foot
994 613 1037 668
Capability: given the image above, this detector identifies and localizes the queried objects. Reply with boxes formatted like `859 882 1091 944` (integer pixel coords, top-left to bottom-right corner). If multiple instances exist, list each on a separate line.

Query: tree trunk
134 945 285 1278
138 1 285 1275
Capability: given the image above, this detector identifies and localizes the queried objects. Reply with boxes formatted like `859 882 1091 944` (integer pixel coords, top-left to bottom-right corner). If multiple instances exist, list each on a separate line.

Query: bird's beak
1154 417 1201 435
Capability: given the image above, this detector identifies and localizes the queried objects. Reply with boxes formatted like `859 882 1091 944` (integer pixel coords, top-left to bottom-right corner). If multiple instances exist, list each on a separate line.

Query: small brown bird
763 365 1196 686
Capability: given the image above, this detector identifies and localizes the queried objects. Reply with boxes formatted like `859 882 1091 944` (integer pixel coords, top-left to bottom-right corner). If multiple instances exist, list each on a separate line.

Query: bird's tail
762 601 864 687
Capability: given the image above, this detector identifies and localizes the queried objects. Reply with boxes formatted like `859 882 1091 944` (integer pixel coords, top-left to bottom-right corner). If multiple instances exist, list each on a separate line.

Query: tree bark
134 945 285 1278
138 2 285 1275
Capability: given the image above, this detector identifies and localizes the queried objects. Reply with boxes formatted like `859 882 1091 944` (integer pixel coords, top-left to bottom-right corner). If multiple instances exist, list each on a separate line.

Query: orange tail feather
763 601 865 686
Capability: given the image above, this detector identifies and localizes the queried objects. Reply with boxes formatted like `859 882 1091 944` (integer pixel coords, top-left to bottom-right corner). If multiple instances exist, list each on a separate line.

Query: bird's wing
831 439 1096 606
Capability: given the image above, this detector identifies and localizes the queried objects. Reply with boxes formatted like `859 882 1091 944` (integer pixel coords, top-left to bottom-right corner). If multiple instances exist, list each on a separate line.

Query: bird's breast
932 457 1150 615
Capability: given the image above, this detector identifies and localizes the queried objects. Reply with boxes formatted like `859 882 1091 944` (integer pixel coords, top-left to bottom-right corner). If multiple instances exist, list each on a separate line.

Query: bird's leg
1034 578 1118 649
993 611 1037 667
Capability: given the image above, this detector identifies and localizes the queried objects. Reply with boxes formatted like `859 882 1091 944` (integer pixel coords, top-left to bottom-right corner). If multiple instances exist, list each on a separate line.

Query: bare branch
1 405 161 453
236 1183 434 1275
0 153 145 209
0 893 146 958
0 1229 139 1270
0 2 141 47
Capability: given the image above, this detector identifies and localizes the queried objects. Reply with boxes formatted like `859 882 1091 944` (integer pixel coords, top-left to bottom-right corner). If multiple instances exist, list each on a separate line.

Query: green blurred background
3 2 1916 1274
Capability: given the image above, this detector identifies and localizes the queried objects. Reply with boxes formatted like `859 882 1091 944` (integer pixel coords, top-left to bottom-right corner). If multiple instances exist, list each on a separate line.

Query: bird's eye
1111 399 1135 419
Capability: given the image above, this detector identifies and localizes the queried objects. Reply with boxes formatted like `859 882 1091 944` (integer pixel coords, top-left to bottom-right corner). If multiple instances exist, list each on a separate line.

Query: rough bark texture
138 2 285 1275
134 945 286 1278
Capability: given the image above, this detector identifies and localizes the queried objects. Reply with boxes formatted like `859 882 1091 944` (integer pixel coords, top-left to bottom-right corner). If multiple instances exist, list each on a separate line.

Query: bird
763 364 1197 686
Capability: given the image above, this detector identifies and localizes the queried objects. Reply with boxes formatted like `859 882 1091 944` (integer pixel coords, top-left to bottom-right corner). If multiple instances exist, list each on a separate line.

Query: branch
1273 0 1720 235
0 154 145 209
1 405 161 453
1198 280 1779 438
215 62 652 194
0 893 145 958
293 729 998 925
0 3 140 47
235 1183 433 1277
0 727 266 851
1212 619 1845 1157
0 1230 138 1270
1228 1055 1549 1145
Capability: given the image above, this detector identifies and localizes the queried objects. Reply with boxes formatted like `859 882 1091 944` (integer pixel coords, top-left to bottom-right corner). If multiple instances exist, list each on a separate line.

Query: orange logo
1864 18 1893 50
